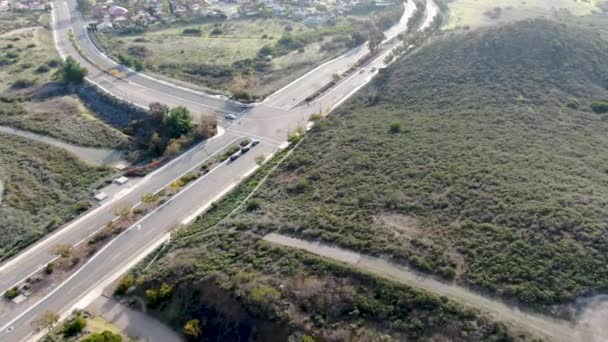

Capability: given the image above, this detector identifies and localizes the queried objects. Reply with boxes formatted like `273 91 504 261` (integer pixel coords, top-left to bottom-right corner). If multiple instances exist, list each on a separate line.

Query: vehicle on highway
252 140 260 146
224 113 237 120
360 68 365 74
229 152 240 161
370 67 377 72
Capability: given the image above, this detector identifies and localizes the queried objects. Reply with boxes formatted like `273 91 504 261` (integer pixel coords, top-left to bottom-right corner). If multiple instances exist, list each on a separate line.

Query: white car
224 114 237 120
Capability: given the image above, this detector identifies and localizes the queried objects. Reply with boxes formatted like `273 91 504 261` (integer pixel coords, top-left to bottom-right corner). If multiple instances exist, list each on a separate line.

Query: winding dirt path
0 126 125 167
263 233 606 342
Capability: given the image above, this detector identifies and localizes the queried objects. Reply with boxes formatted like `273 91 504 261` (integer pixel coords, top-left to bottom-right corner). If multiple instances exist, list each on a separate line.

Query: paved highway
0 0 436 340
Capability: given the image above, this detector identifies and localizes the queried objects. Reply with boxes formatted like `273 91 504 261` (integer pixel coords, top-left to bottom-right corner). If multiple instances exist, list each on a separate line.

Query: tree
350 31 366 47
76 0 90 12
164 138 183 156
148 131 166 155
196 115 217 140
183 319 202 339
149 102 169 123
31 311 60 331
61 57 88 84
368 28 385 54
164 106 193 138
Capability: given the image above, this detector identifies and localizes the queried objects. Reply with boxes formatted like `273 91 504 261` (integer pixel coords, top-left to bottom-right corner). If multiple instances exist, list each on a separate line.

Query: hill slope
129 18 608 340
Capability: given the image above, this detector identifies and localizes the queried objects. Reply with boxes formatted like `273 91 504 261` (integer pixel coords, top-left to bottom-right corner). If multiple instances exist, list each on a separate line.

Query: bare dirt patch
373 213 420 237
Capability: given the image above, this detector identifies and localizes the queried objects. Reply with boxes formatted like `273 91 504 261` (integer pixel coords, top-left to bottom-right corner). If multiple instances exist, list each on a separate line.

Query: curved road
0 0 434 341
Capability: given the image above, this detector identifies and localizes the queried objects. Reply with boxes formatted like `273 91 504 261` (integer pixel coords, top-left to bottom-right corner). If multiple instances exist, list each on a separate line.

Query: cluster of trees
147 103 217 156
61 57 88 84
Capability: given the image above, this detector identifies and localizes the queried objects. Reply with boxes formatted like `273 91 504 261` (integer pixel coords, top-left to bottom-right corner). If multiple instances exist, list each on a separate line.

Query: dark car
229 152 240 161
251 140 260 146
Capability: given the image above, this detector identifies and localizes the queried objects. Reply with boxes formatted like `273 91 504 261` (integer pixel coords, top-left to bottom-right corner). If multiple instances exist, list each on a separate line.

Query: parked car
252 140 260 146
224 113 237 120
229 152 240 161
370 67 377 72
241 146 250 153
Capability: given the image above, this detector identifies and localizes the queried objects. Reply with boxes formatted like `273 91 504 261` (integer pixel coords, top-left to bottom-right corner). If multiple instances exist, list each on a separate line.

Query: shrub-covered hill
130 18 608 341
382 18 608 113
232 18 608 307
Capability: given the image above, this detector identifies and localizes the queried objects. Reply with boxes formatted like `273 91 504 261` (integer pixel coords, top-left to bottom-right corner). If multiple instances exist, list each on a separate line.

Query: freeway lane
1 141 278 342
0 132 243 318
0 0 437 339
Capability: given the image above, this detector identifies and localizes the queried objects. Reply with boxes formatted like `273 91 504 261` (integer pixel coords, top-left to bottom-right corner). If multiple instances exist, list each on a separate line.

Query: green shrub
182 27 202 36
62 316 86 337
11 78 35 89
183 319 202 339
61 57 88 83
145 283 174 308
591 100 608 113
565 100 579 109
245 199 261 211
45 262 54 274
35 64 50 73
3 287 19 299
81 330 122 342
287 178 310 194
389 122 402 134
115 274 135 295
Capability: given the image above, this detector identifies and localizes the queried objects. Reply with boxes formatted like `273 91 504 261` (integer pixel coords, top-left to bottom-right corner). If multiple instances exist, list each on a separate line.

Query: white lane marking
225 129 283 146
0 136 235 294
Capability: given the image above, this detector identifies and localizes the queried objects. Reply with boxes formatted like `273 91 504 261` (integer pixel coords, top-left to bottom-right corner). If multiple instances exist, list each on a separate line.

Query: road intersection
0 0 436 340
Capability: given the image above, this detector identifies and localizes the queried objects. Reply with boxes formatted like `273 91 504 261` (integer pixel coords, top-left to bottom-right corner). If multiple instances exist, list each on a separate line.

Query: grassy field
445 0 603 29
0 133 111 261
0 28 129 149
94 4 404 98
0 10 45 35
0 26 58 93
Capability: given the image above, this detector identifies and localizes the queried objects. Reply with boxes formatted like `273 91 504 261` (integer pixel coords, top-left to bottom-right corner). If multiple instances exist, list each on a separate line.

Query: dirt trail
263 233 605 341
0 126 125 167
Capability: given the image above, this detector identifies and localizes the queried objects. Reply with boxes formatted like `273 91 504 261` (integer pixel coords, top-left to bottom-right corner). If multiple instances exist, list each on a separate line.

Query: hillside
126 18 608 340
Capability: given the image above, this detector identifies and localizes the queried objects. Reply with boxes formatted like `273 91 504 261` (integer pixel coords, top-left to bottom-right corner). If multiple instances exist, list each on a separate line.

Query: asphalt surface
86 296 182 342
0 0 435 340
